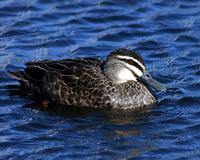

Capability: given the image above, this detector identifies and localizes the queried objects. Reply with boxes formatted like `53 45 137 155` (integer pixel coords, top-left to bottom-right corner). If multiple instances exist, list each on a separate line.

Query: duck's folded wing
8 58 104 96
43 66 107 105
8 58 102 82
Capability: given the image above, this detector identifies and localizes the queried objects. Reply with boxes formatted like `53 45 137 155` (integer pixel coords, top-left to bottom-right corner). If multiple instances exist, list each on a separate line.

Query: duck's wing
8 58 104 96
43 62 108 105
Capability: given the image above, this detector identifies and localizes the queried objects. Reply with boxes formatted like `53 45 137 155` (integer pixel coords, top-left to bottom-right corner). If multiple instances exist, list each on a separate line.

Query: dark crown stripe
131 54 145 66
109 48 145 66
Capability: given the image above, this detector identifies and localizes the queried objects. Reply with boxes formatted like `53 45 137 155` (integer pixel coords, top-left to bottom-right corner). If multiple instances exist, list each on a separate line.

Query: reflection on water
1 0 200 159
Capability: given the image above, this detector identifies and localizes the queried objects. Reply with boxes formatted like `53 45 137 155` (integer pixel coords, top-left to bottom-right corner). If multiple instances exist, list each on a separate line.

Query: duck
8 48 166 109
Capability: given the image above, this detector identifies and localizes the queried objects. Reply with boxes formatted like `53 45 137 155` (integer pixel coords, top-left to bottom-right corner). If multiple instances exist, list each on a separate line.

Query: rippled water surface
0 0 200 159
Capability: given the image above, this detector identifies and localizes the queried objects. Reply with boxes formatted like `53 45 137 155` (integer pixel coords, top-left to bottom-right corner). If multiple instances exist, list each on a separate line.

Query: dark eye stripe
131 54 145 67
118 58 144 73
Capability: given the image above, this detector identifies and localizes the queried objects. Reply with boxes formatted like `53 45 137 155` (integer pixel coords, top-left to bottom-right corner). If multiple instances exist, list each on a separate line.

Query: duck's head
103 48 166 91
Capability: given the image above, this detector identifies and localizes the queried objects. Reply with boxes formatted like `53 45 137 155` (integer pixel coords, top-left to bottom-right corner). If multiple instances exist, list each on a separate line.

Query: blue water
0 0 200 159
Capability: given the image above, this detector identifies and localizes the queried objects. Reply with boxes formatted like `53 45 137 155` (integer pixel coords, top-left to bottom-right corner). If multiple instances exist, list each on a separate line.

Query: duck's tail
7 70 45 97
7 70 32 90
7 71 26 81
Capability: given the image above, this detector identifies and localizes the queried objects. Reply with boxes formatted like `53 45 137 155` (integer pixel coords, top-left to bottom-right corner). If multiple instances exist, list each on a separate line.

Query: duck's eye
127 59 134 65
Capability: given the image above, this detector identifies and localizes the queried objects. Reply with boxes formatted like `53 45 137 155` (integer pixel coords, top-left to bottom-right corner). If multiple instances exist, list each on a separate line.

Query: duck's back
9 58 111 105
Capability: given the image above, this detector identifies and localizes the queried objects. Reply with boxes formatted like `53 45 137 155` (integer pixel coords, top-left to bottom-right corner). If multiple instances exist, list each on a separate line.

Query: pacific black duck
8 48 166 109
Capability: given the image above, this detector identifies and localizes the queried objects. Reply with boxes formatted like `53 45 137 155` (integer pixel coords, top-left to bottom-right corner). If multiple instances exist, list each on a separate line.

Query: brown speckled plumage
8 49 157 109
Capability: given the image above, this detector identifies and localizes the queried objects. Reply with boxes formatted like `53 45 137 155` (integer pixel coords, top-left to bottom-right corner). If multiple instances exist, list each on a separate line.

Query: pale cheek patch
117 68 137 83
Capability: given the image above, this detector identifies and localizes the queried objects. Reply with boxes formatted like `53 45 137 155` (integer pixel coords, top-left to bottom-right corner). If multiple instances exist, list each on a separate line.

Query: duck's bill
140 71 167 92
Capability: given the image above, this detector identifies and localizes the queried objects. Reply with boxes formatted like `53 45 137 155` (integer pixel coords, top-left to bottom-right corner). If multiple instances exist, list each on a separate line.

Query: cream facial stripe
116 55 145 70
124 63 143 77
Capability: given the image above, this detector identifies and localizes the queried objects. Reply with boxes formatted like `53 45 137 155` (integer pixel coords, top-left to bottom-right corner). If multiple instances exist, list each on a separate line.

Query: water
0 0 200 159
